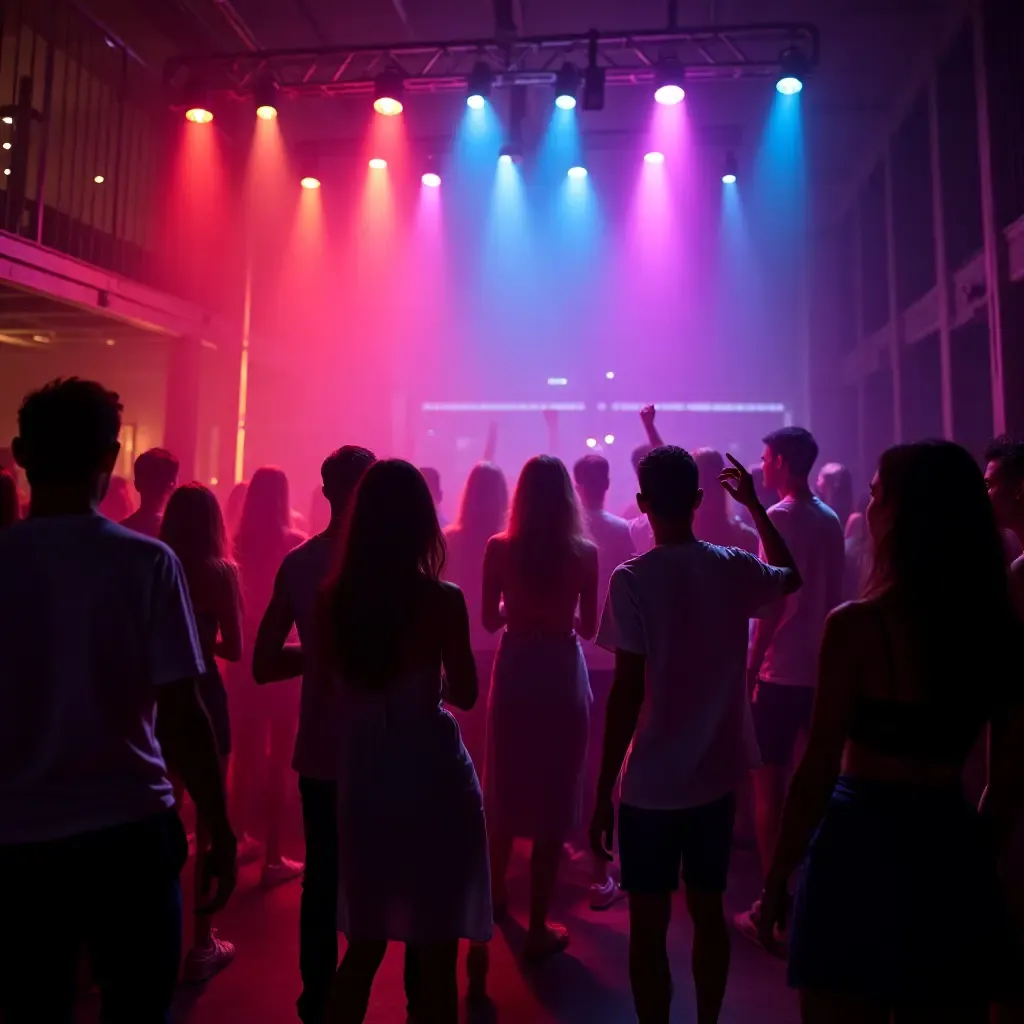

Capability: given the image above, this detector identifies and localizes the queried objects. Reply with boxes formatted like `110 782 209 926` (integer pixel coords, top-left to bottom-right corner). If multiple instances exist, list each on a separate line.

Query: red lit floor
80 840 799 1023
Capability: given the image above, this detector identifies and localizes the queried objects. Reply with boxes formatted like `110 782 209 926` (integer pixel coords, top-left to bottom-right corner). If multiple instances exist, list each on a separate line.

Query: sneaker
236 833 263 866
589 877 625 911
524 923 570 961
182 932 236 983
261 856 304 888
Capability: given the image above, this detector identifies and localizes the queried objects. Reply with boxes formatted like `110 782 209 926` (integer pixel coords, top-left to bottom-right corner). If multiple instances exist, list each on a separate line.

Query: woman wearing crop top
759 441 1024 1022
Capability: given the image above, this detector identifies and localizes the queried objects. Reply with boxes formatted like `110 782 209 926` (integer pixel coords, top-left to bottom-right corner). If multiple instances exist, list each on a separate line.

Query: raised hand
640 404 656 429
719 453 760 509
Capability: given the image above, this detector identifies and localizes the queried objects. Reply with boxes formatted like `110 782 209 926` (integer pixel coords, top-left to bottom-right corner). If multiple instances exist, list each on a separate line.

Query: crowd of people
0 377 1022 1024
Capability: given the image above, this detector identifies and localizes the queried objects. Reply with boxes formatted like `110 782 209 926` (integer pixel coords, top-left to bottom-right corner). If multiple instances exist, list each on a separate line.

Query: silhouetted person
232 466 306 883
736 427 845 943
625 404 664 541
0 378 235 1024
441 463 509 768
122 447 179 538
573 453 634 908
98 473 134 521
225 480 248 539
0 468 18 529
322 460 490 1024
483 455 598 958
591 446 800 1024
760 441 1024 1022
161 482 243 981
986 438 1024 618
253 446 378 1024
816 461 853 532
420 465 448 528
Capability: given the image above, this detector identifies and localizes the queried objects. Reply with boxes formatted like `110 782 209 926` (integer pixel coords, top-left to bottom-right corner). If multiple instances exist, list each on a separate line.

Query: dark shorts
751 680 814 767
198 669 232 757
618 793 737 894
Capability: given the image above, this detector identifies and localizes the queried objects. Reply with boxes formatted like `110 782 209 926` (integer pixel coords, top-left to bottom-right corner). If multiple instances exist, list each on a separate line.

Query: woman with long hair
758 441 1024 1022
443 462 509 769
482 454 598 958
160 483 242 981
232 466 306 884
323 459 490 1024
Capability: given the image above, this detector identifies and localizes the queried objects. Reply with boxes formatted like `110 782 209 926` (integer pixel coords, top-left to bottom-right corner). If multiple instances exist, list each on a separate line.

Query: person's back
758 494 845 687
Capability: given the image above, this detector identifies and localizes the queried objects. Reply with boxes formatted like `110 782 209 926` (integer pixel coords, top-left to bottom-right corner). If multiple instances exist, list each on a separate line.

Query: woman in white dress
482 455 598 958
322 459 491 1023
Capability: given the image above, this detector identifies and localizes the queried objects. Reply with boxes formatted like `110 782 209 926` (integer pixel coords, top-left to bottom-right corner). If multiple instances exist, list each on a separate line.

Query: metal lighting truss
164 22 819 100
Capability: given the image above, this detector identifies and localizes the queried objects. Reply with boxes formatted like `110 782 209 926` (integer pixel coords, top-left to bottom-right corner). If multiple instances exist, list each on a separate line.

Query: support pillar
163 333 202 481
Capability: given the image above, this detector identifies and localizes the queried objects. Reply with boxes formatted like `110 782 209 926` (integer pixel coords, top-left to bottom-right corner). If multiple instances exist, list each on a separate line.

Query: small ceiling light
467 61 492 110
105 338 116 346
586 437 598 449
32 334 47 342
2 168 9 176
93 174 105 183
654 62 686 105
644 151 665 164
422 172 441 187
605 371 615 380
499 142 523 165
604 434 616 445
547 377 568 386
567 165 587 179
776 47 808 95
300 176 321 189
2 142 10 150
1 116 12 125
254 76 278 121
368 157 388 170
185 106 213 123
722 151 738 184
373 70 404 116
554 64 580 111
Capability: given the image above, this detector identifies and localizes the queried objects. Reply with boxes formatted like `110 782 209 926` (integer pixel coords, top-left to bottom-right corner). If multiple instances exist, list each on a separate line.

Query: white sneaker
183 932 236 983
236 833 263 866
589 877 625 910
261 856 304 887
734 900 787 955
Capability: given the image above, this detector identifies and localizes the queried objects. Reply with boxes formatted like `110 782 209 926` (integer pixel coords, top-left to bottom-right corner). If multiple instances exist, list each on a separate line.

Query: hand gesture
719 453 760 510
196 823 238 916
589 796 615 863
640 404 656 429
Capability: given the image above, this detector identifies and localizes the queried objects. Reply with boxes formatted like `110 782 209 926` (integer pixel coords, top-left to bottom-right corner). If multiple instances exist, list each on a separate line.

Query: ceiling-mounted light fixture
554 64 580 111
373 69 404 116
722 151 738 184
654 61 685 105
254 75 278 120
467 61 493 110
582 31 605 111
776 47 808 95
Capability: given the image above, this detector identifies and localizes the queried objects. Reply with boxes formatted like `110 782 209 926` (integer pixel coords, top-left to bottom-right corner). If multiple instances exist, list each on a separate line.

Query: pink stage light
654 84 684 106
644 151 665 164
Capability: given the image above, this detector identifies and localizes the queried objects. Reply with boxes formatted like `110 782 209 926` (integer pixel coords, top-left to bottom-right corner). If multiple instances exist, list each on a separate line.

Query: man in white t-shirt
590 445 801 1024
254 445 376 1024
573 453 635 908
735 426 845 944
0 378 235 1024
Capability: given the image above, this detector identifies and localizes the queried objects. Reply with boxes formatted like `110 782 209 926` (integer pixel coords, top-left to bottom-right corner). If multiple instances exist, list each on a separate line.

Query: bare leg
684 887 730 1024
408 941 459 1024
800 990 889 1024
752 765 786 878
628 891 673 1024
528 839 563 937
488 832 513 912
265 712 293 866
328 940 388 1024
193 756 231 947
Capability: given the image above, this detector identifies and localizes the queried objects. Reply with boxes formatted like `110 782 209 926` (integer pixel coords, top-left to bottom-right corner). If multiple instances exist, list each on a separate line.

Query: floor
83 838 799 1024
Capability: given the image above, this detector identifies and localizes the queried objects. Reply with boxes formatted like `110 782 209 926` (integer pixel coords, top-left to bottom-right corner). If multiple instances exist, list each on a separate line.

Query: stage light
586 437 598 449
2 168 8 176
467 62 492 109
567 165 587 179
373 70 404 116
368 157 388 170
644 151 665 164
1 116 11 125
582 65 605 112
554 64 580 110
185 107 213 123
93 175 104 183
605 371 615 380
300 176 321 189
422 172 441 187
654 62 685 105
604 434 616 445
2 143 10 150
254 76 278 120
499 142 523 165
722 151 738 184
776 47 807 94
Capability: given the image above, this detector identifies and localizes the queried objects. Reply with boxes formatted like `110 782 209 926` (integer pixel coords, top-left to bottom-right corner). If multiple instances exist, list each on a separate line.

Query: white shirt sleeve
729 549 791 618
149 549 206 686
596 566 646 655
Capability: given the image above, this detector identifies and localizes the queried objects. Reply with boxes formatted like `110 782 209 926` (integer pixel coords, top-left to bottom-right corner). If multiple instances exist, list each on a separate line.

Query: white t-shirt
278 533 337 780
758 496 846 688
582 507 635 670
0 513 205 844
628 513 655 555
597 542 790 810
